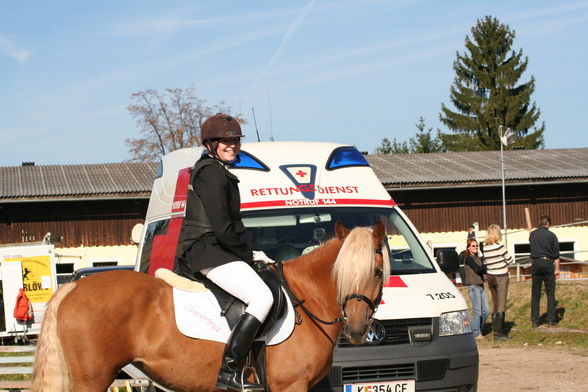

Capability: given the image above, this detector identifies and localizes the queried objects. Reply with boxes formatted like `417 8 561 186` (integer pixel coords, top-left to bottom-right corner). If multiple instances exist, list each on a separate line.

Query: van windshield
242 207 436 275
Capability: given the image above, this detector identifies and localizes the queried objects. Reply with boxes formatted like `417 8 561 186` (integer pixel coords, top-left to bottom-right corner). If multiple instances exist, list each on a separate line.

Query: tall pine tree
439 16 544 151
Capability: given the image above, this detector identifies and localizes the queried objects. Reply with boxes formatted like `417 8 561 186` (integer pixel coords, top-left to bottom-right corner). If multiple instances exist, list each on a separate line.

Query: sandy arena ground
478 345 588 391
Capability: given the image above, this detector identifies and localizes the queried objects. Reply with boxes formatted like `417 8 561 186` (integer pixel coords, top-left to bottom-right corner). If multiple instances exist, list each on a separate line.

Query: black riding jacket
177 154 253 274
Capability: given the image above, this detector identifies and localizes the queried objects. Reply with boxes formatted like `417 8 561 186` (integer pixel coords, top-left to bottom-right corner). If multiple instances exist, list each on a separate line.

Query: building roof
1 147 588 201
0 162 157 201
367 148 588 189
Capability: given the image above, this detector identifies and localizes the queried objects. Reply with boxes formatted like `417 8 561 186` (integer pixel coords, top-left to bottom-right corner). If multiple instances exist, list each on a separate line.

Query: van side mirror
436 249 459 273
131 223 144 245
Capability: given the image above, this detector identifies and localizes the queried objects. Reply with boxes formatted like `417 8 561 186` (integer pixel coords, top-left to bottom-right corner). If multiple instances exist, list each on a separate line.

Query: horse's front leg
266 328 335 392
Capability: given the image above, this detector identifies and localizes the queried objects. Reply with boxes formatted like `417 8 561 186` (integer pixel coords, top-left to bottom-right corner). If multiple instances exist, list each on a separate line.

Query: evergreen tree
439 16 544 151
408 117 445 153
375 117 444 154
374 137 409 154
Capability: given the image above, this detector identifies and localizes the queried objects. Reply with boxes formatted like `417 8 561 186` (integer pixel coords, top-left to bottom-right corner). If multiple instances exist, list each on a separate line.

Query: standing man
529 215 560 328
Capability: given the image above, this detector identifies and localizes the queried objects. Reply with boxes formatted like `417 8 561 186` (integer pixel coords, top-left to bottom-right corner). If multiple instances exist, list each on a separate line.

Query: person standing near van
483 224 514 342
177 113 272 391
462 239 489 340
529 215 560 328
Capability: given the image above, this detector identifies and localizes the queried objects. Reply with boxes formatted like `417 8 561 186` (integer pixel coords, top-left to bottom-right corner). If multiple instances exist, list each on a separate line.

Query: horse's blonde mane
331 226 390 302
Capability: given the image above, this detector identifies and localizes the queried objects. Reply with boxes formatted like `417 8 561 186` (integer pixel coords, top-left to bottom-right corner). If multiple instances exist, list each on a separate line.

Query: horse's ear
335 221 350 239
373 220 386 244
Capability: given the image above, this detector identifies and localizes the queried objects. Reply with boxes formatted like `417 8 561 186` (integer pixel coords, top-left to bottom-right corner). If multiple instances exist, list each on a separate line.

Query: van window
242 207 435 274
138 219 171 273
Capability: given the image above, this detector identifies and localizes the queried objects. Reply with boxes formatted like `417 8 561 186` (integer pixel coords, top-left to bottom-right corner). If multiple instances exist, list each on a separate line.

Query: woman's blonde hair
484 224 502 245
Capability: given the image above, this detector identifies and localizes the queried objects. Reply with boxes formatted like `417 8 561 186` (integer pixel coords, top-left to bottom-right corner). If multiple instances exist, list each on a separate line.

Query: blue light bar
232 150 269 171
326 146 369 170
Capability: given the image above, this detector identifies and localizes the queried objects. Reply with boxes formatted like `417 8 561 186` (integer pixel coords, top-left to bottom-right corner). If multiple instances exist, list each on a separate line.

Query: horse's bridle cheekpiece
276 246 385 326
340 248 384 321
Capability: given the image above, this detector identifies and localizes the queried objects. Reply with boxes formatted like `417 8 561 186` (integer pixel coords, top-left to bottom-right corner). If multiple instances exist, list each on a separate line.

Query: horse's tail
32 282 77 392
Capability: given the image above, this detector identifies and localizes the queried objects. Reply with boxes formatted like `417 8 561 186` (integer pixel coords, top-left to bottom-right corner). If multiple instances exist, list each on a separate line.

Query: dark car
67 265 135 282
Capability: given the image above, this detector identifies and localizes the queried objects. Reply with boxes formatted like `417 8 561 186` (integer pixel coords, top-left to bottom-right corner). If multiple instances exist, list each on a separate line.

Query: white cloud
93 7 299 37
0 35 31 64
507 0 588 23
259 44 455 95
251 0 316 94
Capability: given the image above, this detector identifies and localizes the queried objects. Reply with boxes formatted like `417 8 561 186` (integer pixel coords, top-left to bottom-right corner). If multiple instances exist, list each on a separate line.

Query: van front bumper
310 334 478 392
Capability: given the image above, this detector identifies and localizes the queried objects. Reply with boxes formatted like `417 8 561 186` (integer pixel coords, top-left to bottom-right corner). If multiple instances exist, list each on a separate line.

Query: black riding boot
493 312 509 342
499 312 510 339
216 313 264 391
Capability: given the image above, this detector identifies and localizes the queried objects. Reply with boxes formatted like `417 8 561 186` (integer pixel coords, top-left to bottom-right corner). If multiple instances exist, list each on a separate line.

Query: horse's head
332 221 388 345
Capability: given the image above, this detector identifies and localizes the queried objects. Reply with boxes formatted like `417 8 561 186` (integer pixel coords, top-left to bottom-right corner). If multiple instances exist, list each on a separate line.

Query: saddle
159 260 293 391
174 257 288 336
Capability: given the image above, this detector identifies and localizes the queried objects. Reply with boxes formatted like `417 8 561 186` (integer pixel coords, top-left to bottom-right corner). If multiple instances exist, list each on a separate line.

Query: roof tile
2 148 588 200
366 148 588 186
0 162 158 200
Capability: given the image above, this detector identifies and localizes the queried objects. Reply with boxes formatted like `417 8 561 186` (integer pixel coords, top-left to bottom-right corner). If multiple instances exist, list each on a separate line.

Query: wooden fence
0 345 154 391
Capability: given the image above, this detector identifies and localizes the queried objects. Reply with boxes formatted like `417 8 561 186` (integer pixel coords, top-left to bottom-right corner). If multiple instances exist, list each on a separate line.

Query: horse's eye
374 268 383 278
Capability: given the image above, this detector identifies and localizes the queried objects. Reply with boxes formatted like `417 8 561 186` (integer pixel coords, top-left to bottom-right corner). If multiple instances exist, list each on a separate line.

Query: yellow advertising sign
4 255 54 303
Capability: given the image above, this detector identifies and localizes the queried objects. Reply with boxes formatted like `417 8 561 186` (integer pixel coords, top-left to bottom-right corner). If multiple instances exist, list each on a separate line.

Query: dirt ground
478 344 588 391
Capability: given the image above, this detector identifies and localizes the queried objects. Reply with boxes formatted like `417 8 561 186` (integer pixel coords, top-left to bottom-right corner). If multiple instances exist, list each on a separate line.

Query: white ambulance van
135 142 478 392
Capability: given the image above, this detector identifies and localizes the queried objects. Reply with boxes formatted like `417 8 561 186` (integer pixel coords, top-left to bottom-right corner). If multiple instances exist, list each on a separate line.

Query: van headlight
439 310 471 336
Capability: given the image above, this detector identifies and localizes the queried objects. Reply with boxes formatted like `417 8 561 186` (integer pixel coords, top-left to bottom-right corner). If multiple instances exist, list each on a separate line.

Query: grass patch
459 280 588 348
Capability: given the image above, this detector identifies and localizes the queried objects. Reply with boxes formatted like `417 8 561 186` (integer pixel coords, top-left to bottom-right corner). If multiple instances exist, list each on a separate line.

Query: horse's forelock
331 227 375 302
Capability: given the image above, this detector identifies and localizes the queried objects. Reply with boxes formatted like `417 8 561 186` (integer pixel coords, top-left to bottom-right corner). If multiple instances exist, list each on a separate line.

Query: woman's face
215 137 241 163
469 241 479 253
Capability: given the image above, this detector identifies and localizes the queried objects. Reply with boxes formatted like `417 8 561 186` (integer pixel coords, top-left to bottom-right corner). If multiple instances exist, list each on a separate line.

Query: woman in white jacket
483 224 514 342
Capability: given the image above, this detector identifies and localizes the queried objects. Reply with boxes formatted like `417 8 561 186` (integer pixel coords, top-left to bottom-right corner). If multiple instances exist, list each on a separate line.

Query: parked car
67 265 134 282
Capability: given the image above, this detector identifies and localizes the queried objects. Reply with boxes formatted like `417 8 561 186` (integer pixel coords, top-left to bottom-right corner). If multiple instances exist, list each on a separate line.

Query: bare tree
125 87 242 161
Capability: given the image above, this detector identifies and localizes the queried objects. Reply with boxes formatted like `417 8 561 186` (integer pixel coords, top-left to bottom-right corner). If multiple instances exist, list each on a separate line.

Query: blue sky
1 0 587 166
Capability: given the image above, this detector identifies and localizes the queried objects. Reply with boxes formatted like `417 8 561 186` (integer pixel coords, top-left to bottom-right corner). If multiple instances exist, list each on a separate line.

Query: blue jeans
468 285 489 336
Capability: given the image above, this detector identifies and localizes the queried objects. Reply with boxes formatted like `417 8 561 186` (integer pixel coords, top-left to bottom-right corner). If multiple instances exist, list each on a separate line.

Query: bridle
274 245 385 328
340 247 384 320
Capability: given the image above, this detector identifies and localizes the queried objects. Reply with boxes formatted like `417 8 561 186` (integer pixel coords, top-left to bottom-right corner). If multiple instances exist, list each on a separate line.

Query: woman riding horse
32 221 388 392
176 113 273 390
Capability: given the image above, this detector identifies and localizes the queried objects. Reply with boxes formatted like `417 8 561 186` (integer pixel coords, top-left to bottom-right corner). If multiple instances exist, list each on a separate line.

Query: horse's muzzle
343 320 371 345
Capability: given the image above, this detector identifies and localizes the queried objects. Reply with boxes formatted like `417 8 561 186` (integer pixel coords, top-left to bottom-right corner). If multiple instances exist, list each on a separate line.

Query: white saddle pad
172 287 295 345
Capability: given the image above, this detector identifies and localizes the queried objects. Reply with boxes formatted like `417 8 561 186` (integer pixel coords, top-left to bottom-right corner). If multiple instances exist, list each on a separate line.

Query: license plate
344 380 415 392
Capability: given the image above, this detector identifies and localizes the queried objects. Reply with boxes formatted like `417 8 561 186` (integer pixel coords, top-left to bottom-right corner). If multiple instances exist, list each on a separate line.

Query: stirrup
240 352 264 391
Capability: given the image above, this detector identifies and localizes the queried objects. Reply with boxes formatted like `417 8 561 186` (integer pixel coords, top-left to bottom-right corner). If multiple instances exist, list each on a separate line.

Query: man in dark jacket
529 215 560 327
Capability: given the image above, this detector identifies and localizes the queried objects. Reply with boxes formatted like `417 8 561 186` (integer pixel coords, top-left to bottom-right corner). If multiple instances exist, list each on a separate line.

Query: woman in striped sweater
483 224 514 342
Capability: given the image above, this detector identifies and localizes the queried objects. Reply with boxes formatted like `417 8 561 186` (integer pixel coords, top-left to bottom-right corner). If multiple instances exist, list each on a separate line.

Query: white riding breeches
201 261 273 323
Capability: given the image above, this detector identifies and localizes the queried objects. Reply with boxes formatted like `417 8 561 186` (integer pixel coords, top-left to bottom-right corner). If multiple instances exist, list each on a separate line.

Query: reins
273 262 345 326
273 245 385 326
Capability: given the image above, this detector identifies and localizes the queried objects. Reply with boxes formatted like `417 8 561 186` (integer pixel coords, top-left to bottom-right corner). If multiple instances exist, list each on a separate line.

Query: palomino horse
32 221 389 392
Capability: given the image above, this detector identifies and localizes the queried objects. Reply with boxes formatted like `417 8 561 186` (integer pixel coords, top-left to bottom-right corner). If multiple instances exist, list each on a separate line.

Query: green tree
439 15 544 151
375 117 445 154
408 117 445 153
375 137 409 154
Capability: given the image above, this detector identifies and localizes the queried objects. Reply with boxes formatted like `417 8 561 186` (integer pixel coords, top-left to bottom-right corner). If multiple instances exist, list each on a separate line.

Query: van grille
341 364 416 383
417 359 449 381
314 359 448 387
337 318 433 347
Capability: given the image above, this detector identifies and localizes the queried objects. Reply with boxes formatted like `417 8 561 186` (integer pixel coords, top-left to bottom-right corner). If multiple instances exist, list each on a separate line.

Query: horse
32 221 389 392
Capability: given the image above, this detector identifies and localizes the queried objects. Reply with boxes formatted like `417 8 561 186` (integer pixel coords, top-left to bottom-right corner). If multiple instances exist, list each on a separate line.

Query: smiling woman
175 113 273 391
216 137 241 162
